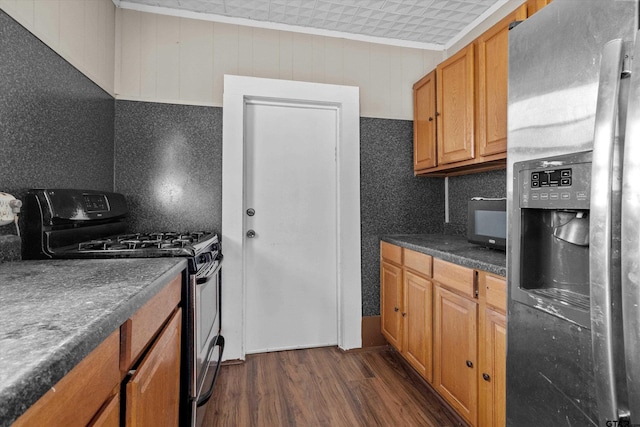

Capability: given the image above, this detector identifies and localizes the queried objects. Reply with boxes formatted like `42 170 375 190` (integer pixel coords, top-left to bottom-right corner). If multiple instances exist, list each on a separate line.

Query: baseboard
361 315 387 347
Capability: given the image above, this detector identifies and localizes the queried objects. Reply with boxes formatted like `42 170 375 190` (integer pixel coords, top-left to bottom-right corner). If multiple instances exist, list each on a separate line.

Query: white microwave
467 198 506 251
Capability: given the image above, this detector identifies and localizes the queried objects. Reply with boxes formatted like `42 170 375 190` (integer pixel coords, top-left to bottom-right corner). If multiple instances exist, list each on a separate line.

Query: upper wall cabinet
413 70 437 170
437 43 476 166
476 5 528 158
412 4 531 177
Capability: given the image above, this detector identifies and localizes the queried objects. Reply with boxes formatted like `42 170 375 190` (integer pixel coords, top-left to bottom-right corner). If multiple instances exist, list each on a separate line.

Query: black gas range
21 188 223 427
21 189 219 263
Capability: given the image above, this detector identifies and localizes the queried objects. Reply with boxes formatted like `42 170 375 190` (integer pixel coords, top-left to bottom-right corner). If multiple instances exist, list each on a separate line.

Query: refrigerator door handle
590 38 624 425
621 32 640 422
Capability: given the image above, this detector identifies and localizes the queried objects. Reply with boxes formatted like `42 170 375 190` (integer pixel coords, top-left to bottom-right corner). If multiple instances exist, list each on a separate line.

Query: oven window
198 274 219 354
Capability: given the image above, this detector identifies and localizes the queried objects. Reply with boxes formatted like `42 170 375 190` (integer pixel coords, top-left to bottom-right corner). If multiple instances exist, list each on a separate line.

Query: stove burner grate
76 231 215 252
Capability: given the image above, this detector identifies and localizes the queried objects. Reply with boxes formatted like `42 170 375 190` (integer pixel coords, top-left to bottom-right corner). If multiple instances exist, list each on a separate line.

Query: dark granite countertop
0 258 187 427
381 234 506 277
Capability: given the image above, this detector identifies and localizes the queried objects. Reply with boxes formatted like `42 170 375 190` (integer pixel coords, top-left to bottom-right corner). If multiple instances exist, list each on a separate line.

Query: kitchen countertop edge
0 258 187 427
381 234 506 277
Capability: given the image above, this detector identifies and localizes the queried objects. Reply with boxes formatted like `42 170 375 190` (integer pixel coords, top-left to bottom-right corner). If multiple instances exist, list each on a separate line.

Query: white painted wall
113 8 442 120
0 0 116 95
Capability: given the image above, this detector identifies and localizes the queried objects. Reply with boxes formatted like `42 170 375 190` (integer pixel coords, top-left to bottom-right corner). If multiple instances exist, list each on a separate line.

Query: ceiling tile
121 0 506 47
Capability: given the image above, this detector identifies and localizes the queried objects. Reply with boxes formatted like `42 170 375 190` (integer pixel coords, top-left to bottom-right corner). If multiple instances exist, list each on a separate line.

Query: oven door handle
196 256 223 285
196 335 225 407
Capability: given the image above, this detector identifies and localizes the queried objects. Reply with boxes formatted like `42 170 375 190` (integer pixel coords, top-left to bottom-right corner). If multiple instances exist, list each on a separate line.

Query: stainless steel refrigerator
507 0 640 425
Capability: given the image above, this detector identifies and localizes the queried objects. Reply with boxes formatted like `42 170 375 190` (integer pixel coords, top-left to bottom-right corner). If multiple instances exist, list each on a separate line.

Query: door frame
221 75 362 360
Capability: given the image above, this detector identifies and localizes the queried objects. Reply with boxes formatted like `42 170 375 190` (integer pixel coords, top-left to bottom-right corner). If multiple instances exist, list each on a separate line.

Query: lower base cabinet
433 284 478 425
380 242 434 383
12 273 184 427
125 309 182 426
380 242 506 427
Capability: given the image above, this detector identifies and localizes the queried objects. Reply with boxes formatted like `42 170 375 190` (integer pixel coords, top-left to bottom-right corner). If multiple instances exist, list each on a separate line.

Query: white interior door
222 75 362 361
244 100 338 353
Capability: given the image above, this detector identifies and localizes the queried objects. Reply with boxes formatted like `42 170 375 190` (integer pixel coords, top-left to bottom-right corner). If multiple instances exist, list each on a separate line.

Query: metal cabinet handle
246 229 256 238
246 208 255 216
466 360 473 368
394 307 399 312
428 117 433 122
401 312 406 317
483 373 491 381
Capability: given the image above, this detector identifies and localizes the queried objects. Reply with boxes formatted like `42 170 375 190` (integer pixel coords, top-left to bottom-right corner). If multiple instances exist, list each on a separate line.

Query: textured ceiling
116 0 508 49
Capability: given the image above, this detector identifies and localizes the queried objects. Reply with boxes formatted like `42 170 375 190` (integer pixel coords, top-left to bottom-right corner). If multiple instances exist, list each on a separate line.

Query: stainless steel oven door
188 256 224 427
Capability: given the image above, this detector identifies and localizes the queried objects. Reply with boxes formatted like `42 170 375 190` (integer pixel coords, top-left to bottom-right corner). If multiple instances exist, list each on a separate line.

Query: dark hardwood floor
202 346 463 426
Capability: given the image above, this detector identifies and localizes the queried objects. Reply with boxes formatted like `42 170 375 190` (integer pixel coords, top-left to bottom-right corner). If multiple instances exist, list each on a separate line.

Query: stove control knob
246 229 256 238
246 208 255 216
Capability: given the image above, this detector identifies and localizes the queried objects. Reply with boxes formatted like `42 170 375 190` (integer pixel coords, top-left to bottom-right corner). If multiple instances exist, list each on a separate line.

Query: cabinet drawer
403 249 432 277
485 273 507 313
120 274 182 370
433 258 475 298
13 329 120 427
381 241 402 265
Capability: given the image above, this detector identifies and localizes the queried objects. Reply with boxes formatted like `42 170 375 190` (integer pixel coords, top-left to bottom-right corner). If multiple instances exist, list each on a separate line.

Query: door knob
246 230 256 238
246 208 255 216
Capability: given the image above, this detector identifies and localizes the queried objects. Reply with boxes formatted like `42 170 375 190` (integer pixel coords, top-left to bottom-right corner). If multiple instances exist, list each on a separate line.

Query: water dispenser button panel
531 168 572 187
520 160 591 209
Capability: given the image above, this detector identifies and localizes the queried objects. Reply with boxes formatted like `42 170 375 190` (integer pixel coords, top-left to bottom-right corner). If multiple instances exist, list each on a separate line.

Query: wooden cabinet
476 5 527 157
380 242 433 382
13 273 183 427
413 70 437 170
380 241 404 350
125 309 182 426
122 274 182 427
403 269 433 381
380 242 506 426
436 43 475 166
478 272 507 427
89 393 121 427
433 261 478 426
412 4 528 177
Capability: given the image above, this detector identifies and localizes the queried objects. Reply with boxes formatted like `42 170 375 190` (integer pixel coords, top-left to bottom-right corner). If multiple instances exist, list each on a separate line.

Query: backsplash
114 101 222 234
0 10 114 241
445 169 507 236
360 118 444 316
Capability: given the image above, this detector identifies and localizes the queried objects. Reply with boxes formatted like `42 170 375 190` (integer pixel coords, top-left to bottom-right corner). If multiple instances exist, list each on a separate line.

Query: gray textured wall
0 11 114 207
114 101 222 234
360 118 444 315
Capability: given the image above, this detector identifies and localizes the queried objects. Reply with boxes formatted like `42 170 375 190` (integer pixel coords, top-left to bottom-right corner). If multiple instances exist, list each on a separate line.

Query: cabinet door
125 308 182 427
403 270 433 382
476 5 527 157
436 43 475 165
434 285 478 426
381 260 403 350
89 393 120 427
479 308 506 427
413 70 437 171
